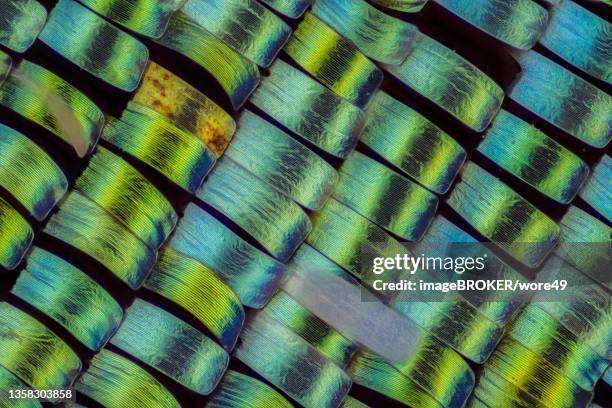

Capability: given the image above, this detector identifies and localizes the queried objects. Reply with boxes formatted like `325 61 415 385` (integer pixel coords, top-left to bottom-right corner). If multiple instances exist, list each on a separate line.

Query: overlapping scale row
235 312 352 408
361 91 467 194
434 0 548 50
448 162 561 268
579 155 612 222
109 298 229 394
0 0 47 53
0 124 68 221
413 216 525 326
556 206 610 289
311 0 417 64
509 51 611 148
249 59 364 158
382 32 505 132
10 247 123 351
0 364 42 408
333 151 439 241
0 0 610 407
0 57 104 157
77 0 176 38
207 370 294 408
259 0 311 19
282 243 424 365
306 198 409 283
0 302 82 395
181 0 292 68
167 204 286 309
144 247 245 351
196 156 312 262
44 190 158 289
477 110 589 204
538 0 611 84
471 258 611 407
102 101 217 193
39 0 150 92
132 62 236 157
283 12 383 109
157 10 261 110
224 110 338 210
74 349 181 407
